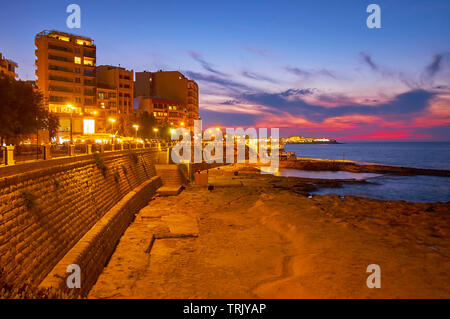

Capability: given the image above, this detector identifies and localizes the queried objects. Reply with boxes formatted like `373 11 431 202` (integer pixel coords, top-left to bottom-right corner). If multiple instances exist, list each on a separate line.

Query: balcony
83 51 96 58
83 70 95 77
49 86 74 93
49 75 74 83
48 44 73 53
84 79 96 86
49 95 71 103
49 65 73 73
48 55 72 63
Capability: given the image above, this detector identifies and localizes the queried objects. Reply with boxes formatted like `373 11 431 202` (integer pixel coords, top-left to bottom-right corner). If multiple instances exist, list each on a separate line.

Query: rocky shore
89 163 450 299
280 158 450 177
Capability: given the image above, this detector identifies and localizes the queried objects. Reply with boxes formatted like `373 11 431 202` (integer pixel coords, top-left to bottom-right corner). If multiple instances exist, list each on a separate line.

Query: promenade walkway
89 165 450 298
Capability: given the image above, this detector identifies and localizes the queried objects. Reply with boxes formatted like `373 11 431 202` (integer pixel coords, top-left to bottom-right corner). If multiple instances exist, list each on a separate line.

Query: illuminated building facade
0 52 18 78
135 96 188 127
135 70 199 128
96 65 134 134
35 30 98 137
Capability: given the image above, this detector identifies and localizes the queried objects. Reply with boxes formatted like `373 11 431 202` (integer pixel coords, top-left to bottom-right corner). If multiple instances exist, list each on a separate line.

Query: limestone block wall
39 176 162 295
0 149 161 287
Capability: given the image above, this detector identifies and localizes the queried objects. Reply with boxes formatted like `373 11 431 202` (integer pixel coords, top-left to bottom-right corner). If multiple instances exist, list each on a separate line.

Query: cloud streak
241 71 278 83
285 66 336 79
188 51 228 76
242 89 435 122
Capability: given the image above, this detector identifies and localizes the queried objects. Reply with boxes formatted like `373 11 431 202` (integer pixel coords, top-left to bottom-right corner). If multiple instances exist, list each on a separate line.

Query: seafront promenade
89 164 450 298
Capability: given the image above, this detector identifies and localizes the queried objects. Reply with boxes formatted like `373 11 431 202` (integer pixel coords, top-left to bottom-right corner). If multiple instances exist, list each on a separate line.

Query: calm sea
282 142 450 202
284 142 450 170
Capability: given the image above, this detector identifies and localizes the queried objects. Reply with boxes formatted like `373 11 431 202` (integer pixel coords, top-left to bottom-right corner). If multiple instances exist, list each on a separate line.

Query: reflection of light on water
260 167 450 202
262 167 381 180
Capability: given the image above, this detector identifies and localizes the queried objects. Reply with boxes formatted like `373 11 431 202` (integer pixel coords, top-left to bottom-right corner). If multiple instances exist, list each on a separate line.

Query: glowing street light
109 118 116 144
132 124 139 138
108 118 116 131
153 127 159 138
67 104 75 144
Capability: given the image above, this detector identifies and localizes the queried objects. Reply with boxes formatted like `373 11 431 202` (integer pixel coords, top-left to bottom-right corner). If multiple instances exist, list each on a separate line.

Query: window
99 92 105 99
74 57 81 64
77 39 91 46
75 77 80 83
83 119 95 134
75 68 81 73
83 58 94 66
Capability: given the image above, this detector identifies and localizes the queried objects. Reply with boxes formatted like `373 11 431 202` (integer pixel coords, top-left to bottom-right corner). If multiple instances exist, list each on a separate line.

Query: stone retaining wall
0 149 163 287
39 176 162 295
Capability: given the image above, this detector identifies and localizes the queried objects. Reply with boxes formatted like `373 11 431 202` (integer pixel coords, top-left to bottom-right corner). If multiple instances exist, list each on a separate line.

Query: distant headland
281 136 340 144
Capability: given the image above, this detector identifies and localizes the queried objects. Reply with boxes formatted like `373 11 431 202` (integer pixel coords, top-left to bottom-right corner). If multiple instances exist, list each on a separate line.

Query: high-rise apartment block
35 30 98 137
135 71 199 128
96 65 134 134
135 96 187 127
0 52 18 78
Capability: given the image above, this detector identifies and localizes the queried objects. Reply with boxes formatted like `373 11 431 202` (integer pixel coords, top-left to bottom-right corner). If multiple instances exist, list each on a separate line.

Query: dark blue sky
1 0 449 140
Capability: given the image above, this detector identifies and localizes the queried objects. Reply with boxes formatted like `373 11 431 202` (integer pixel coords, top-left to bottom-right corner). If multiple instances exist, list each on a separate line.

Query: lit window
83 58 94 66
76 39 91 46
83 119 95 134
74 57 81 64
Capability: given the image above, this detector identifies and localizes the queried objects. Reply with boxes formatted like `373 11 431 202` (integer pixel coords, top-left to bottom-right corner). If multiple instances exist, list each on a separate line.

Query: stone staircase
155 164 185 196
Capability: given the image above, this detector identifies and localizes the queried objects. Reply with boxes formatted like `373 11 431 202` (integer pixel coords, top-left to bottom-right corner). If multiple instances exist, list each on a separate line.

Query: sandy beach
89 164 450 299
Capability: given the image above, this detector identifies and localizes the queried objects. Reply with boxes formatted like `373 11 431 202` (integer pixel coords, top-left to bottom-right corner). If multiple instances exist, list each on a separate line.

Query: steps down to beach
155 164 184 196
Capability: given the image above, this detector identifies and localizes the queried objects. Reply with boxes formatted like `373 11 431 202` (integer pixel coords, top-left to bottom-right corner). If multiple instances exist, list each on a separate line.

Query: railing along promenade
1 140 178 167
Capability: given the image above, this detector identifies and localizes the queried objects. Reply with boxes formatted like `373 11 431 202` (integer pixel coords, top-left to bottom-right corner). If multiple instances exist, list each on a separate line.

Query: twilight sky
1 0 449 140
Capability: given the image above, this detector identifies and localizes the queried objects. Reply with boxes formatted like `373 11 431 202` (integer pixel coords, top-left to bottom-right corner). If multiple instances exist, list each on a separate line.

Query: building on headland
134 96 187 127
96 65 134 135
282 136 338 144
35 30 99 138
0 52 18 78
135 70 199 128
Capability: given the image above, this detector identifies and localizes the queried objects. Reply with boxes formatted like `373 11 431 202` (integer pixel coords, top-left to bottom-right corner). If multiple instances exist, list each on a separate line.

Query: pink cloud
340 130 431 140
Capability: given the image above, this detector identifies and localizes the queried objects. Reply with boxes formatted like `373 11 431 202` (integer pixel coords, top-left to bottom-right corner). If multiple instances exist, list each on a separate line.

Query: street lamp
153 128 159 138
67 104 75 144
108 118 116 132
108 118 116 144
132 124 139 138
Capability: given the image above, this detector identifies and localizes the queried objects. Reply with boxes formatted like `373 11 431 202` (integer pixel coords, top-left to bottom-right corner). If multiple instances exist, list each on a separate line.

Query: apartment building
96 83 117 133
35 30 98 137
96 65 134 116
96 65 134 135
135 96 187 127
135 70 199 128
0 52 18 78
